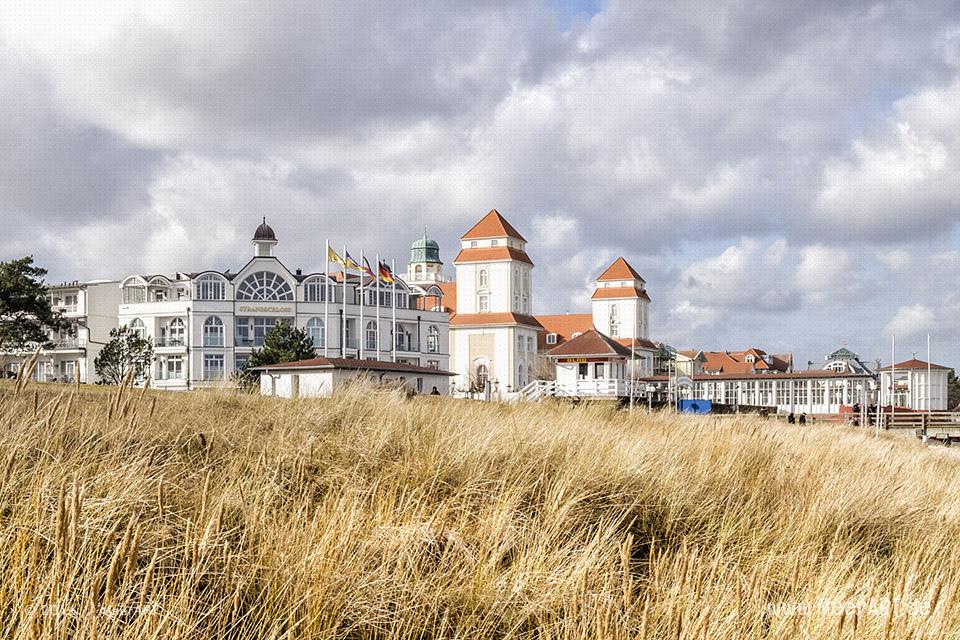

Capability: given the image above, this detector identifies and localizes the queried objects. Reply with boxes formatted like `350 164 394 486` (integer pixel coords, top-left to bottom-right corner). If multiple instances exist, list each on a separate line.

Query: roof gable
548 329 634 358
596 257 644 282
878 358 951 372
461 209 527 242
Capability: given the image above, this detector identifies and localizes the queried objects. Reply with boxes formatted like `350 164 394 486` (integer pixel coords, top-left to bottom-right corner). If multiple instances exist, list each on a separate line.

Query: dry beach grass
0 378 959 639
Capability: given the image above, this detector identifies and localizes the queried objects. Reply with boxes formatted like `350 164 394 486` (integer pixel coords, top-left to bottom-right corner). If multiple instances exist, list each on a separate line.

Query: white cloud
885 304 937 337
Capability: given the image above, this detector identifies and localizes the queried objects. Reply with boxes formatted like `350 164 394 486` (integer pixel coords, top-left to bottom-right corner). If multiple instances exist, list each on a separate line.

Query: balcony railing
154 337 186 347
53 338 82 349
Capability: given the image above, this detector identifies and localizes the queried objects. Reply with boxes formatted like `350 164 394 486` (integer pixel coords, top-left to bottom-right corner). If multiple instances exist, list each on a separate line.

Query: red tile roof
877 358 951 372
453 247 533 265
548 329 634 358
535 313 594 351
450 313 543 328
461 209 527 242
701 349 792 374
614 337 658 350
437 281 456 313
254 357 454 376
591 286 651 301
596 257 645 282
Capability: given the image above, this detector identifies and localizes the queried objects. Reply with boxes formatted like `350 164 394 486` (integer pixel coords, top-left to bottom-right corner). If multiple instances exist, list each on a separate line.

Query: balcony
154 337 186 348
52 337 84 350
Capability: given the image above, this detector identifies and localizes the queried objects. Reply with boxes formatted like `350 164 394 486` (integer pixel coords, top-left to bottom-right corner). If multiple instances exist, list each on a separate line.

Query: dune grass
0 378 958 638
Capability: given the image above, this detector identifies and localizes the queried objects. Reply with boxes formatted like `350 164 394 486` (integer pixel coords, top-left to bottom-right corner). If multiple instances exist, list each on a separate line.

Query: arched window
475 364 489 390
365 321 378 351
303 277 328 302
236 271 293 301
203 316 224 347
427 325 439 353
195 274 226 300
306 318 325 348
478 269 488 287
168 318 185 345
415 265 423 278
128 318 145 338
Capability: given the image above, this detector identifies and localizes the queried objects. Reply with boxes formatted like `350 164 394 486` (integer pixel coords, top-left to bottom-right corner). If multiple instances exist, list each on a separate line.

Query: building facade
449 210 541 397
878 359 950 411
117 221 450 390
2 280 121 383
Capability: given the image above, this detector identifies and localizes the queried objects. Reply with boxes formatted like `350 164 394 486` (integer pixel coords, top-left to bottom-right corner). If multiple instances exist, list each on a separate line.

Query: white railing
514 379 647 402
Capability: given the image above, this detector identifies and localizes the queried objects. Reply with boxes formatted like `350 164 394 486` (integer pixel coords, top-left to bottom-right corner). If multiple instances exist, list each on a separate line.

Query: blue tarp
679 399 712 414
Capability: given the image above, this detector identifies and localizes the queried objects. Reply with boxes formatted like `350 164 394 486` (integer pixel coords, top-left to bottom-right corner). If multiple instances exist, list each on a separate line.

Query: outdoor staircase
513 379 568 402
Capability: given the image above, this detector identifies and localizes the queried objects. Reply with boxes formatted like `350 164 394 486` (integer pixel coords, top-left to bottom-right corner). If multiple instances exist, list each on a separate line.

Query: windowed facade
306 318 325 348
195 275 226 300
203 316 224 347
236 271 294 301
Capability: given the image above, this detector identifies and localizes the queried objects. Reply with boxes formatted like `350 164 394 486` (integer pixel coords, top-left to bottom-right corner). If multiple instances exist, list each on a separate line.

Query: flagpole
359 249 365 360
376 253 381 361
324 239 330 357
891 334 896 430
342 244 347 358
392 258 397 363
928 333 932 413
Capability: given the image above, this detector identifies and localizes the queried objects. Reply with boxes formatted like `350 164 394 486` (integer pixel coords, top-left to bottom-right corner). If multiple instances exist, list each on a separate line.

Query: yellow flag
327 246 345 267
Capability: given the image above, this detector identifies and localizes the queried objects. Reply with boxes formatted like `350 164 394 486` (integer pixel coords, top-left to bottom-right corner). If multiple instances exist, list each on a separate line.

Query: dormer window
546 333 558 345
745 355 756 363
491 239 499 246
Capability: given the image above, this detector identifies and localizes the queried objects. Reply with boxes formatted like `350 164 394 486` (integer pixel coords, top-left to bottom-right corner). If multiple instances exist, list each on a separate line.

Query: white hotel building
117 221 450 390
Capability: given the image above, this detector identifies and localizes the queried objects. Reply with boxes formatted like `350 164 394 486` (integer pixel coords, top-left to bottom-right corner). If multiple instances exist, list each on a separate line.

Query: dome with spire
410 229 441 264
253 217 277 242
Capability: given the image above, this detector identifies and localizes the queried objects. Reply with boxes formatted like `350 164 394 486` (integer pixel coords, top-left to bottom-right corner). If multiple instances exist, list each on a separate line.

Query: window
427 360 439 369
167 318 185 346
812 381 826 405
203 316 224 347
745 354 756 363
527 337 534 352
234 354 249 373
303 277 329 302
236 271 293 301
795 382 808 405
63 294 78 312
166 357 183 380
491 239 499 246
758 380 773 405
306 318 325 348
427 325 439 353
123 284 146 304
518 364 524 387
546 333 558 345
609 304 620 338
415 265 422 278
235 317 289 348
395 291 408 309
475 364 488 389
128 318 146 338
365 321 377 350
571 331 582 338
203 354 224 380
478 294 489 312
478 269 488 287
195 275 226 300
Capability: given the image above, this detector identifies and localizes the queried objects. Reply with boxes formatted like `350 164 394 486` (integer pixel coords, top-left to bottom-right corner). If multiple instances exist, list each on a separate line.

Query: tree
240 322 315 385
0 257 70 353
94 325 154 385
948 369 960 410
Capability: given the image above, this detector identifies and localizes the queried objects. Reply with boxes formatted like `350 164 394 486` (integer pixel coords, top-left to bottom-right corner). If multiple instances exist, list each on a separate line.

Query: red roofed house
701 349 793 375
878 358 950 411
449 210 542 398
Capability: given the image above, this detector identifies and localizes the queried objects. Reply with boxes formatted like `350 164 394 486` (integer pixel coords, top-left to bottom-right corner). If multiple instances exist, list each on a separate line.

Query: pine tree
240 322 316 385
0 257 70 352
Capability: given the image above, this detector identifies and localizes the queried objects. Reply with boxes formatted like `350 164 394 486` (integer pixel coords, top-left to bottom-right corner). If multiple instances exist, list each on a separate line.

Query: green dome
410 232 442 264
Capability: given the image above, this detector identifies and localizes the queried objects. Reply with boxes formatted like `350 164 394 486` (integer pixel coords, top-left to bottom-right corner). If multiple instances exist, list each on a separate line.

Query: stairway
514 379 561 402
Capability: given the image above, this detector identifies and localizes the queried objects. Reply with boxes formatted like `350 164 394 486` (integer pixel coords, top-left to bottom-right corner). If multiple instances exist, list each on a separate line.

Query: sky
1 0 959 370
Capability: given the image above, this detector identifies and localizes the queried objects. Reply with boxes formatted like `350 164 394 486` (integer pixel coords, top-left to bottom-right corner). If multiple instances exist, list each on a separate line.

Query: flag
378 261 395 284
361 256 376 278
327 246 345 267
344 251 361 271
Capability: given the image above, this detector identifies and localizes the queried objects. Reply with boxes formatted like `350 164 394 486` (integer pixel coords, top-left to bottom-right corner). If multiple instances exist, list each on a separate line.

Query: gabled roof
877 358 951 372
701 349 792 374
548 329 634 358
453 247 533 265
614 337 658 351
461 209 527 242
591 286 651 301
254 357 454 376
596 257 645 283
535 313 594 351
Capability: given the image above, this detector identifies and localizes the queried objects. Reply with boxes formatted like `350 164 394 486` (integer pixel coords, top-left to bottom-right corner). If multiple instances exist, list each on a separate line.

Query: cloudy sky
2 0 959 369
